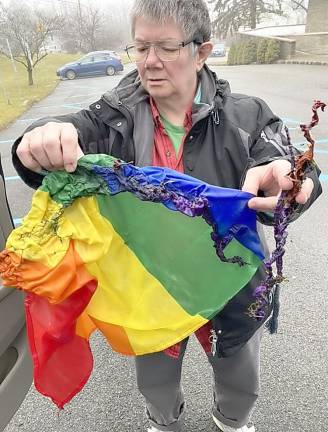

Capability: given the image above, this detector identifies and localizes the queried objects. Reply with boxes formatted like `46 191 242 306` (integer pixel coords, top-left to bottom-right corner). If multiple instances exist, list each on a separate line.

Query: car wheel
65 70 76 80
106 66 116 76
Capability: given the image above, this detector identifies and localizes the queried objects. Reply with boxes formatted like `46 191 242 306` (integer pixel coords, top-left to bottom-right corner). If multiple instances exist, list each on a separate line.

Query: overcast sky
2 0 307 28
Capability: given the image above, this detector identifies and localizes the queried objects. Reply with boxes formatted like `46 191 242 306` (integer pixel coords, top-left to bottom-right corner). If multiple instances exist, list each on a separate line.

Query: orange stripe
76 312 97 340
90 317 135 355
0 241 94 304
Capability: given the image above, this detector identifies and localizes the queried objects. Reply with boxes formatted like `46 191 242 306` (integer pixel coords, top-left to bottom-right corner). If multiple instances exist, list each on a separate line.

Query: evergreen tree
210 0 284 39
265 40 281 63
257 39 268 64
242 40 258 64
236 42 246 64
227 43 237 65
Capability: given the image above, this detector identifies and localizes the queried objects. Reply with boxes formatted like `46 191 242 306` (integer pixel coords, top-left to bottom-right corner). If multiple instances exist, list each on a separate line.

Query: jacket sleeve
12 108 112 189
243 98 322 225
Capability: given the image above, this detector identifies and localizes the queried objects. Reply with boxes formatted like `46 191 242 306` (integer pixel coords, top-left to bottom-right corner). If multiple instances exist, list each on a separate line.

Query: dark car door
78 55 98 76
93 53 111 74
0 156 32 431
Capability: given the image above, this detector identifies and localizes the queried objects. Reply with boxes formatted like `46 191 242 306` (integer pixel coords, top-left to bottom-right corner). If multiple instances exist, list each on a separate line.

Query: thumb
65 146 84 172
77 146 84 160
241 167 261 196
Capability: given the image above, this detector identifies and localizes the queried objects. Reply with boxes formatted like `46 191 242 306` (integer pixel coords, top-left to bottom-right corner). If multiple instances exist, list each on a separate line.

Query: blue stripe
0 139 14 144
13 218 22 226
17 118 40 122
295 138 328 146
294 148 328 154
5 176 20 181
10 174 328 230
62 103 84 109
92 158 265 260
72 85 99 91
281 118 300 124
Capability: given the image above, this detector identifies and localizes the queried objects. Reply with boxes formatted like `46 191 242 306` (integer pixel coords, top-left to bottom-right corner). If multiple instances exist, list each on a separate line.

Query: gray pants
135 328 263 431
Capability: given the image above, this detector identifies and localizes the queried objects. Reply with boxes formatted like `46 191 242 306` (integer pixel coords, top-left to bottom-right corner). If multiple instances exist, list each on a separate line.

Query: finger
42 126 64 169
272 160 294 191
295 178 314 205
60 124 79 172
16 135 42 172
241 167 261 196
248 195 279 212
29 133 53 170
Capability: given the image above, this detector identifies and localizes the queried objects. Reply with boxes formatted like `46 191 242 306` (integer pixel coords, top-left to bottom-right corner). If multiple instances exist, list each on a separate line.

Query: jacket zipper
113 99 135 161
210 328 222 356
211 109 220 125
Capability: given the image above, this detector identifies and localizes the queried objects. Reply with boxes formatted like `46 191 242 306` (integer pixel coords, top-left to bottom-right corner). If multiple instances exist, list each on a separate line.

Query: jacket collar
100 64 230 113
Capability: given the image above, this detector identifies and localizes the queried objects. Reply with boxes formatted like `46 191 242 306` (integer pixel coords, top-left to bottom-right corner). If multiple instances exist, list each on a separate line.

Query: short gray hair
130 0 211 43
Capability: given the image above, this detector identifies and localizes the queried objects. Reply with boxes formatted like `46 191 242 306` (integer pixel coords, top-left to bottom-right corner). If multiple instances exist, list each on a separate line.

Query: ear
195 42 213 72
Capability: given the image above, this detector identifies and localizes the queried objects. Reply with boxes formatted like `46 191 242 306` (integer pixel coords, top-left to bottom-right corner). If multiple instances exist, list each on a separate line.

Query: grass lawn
0 53 82 129
0 51 133 130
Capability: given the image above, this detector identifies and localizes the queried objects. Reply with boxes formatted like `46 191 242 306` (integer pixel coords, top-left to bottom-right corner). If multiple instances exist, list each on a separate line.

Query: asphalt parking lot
1 63 328 432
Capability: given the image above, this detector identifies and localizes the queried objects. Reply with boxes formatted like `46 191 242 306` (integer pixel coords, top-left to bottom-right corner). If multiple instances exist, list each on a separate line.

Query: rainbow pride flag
0 154 264 408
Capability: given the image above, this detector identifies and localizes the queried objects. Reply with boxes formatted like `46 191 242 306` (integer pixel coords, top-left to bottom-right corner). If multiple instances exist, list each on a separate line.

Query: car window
94 54 110 61
79 56 94 64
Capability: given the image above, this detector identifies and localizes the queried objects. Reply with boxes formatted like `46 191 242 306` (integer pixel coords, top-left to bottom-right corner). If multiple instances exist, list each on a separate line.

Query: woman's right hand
17 122 84 173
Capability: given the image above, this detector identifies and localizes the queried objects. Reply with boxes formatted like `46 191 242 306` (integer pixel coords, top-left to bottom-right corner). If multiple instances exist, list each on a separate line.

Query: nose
144 45 163 68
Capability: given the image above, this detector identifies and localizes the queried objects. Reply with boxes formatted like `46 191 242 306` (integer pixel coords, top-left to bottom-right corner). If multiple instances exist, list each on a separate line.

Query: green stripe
97 193 261 319
40 155 114 207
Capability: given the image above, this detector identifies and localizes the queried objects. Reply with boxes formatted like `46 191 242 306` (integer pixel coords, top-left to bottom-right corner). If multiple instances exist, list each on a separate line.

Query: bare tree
80 4 103 52
289 0 308 12
62 2 104 53
0 1 61 85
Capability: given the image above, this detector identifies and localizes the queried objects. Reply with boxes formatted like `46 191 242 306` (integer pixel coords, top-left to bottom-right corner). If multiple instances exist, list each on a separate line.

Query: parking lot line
4 176 20 181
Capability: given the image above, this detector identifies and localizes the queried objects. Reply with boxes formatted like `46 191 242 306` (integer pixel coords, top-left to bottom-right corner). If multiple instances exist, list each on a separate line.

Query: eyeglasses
125 38 202 63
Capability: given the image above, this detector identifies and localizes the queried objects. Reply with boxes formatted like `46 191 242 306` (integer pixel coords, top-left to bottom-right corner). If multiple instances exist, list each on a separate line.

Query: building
306 0 328 33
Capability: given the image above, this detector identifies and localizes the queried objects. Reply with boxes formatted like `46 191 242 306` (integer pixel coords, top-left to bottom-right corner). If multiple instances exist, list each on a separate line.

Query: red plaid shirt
150 97 212 358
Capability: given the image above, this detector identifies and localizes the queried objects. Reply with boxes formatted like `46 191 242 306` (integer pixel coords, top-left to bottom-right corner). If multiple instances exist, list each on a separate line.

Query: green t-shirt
160 116 185 155
160 84 202 156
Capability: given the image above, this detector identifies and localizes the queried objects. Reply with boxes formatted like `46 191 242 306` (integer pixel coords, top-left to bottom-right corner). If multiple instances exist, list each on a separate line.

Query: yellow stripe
7 192 208 354
65 196 208 355
5 190 69 267
124 316 208 355
6 191 112 268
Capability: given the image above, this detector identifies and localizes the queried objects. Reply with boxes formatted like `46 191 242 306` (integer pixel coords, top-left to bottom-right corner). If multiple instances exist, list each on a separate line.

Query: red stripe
25 280 97 409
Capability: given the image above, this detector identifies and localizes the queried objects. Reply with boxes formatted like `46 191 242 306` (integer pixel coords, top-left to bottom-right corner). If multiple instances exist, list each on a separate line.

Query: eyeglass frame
125 37 203 64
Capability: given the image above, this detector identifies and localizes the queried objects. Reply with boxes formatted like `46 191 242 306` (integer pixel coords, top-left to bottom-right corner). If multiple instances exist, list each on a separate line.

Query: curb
277 59 328 66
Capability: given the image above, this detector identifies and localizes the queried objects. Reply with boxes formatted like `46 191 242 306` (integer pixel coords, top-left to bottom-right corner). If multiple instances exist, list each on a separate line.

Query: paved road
2 64 328 432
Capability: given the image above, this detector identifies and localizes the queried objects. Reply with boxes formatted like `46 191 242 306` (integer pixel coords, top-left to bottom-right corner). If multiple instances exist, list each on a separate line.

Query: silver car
211 43 226 57
0 156 32 431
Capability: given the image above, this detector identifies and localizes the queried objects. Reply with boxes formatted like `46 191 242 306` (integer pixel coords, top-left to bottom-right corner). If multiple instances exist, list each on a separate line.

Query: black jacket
12 65 322 356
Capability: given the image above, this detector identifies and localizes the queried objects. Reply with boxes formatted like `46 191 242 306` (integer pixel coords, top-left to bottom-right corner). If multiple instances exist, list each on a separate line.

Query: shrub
265 40 281 63
236 42 246 64
257 39 268 64
242 40 258 64
227 43 237 65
